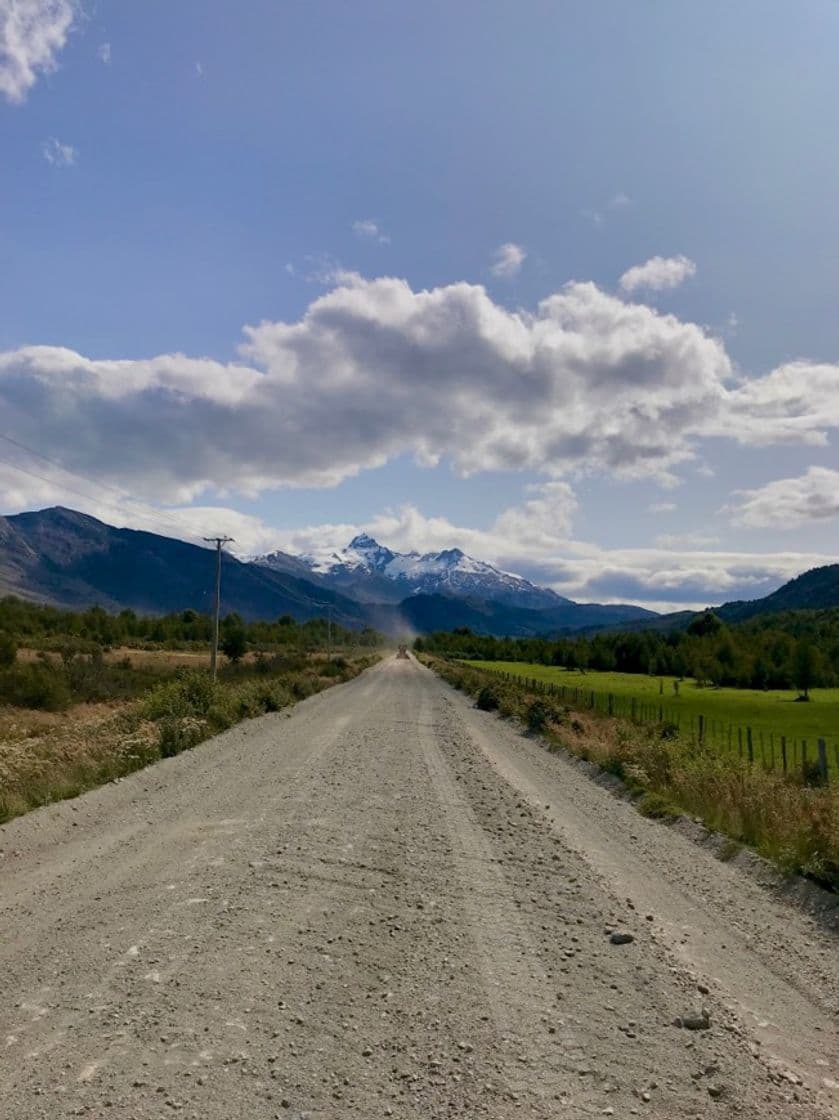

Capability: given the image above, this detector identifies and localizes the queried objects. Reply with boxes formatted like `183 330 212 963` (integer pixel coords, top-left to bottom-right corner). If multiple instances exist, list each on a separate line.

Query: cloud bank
0 274 748 502
1 271 838 608
0 0 75 103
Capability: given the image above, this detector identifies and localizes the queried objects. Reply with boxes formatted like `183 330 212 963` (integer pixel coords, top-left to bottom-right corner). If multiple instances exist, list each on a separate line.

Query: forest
416 608 839 694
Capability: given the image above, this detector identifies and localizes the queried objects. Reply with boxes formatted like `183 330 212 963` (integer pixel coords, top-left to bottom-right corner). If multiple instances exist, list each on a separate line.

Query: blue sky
1 0 838 610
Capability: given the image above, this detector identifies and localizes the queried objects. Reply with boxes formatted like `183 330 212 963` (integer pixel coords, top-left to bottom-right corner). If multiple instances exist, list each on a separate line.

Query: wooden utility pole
204 536 234 681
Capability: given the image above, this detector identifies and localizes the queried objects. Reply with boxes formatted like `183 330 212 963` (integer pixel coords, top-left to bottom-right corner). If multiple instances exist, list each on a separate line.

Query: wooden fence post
746 726 753 765
698 714 705 744
781 736 787 774
817 739 828 785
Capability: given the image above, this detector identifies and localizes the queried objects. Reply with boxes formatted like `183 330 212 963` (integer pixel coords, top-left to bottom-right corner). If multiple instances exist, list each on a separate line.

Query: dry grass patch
425 655 839 891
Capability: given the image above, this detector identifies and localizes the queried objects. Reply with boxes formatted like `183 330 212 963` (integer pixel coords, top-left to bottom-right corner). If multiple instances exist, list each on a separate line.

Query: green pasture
465 660 839 772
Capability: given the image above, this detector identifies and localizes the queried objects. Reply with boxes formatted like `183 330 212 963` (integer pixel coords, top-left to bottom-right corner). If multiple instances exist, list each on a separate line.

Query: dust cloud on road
1 656 837 1118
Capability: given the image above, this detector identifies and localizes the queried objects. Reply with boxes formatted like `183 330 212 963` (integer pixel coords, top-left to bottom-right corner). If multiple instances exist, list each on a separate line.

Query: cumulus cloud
0 0 75 103
489 242 526 278
41 135 76 165
726 466 839 529
1 273 838 519
352 218 390 244
713 361 839 447
97 41 110 64
620 254 696 294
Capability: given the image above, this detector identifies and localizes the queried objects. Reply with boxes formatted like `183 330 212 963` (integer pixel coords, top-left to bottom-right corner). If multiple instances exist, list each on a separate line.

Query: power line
0 432 213 543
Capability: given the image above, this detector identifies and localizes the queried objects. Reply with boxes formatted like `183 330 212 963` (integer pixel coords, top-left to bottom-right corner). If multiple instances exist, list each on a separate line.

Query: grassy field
429 656 838 888
467 661 839 772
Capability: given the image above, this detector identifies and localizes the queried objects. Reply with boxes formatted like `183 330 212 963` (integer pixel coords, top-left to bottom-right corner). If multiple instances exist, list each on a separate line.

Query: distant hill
0 507 367 625
0 506 659 635
717 564 839 622
369 593 656 639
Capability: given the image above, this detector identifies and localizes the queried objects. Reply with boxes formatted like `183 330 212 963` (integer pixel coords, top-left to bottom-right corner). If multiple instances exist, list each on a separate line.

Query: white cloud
619 254 697 294
195 60 203 77
648 501 676 514
1 272 838 521
489 242 526 279
352 218 390 244
726 466 839 529
0 0 75 103
710 361 839 447
97 41 110 65
654 531 720 550
41 135 76 165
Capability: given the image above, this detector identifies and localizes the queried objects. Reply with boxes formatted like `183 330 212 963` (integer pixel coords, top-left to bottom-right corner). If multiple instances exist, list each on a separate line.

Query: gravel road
1 655 837 1119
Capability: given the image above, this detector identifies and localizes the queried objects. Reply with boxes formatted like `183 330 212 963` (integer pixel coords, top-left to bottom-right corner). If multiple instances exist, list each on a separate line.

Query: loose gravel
0 655 836 1118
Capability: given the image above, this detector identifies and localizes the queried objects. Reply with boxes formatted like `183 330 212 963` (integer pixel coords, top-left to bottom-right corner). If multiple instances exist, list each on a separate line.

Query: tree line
416 608 839 695
0 596 383 661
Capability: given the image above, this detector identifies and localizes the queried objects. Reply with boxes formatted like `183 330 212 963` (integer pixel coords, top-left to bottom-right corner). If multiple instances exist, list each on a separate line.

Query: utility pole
204 536 234 681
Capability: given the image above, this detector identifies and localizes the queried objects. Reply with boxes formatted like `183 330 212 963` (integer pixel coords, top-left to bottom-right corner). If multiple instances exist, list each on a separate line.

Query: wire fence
483 668 838 785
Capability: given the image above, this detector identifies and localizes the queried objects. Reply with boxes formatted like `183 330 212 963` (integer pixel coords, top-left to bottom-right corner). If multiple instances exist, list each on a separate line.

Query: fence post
781 735 787 774
608 693 613 716
631 697 637 721
747 726 753 765
738 726 743 758
817 739 828 785
801 740 808 779
698 714 705 744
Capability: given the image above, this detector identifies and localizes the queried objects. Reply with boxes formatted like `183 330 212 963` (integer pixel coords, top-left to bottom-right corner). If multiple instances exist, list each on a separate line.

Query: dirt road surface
1 656 837 1118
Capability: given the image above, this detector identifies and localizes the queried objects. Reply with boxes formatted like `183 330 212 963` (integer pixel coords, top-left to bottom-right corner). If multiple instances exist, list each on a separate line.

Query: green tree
792 640 819 700
221 627 248 664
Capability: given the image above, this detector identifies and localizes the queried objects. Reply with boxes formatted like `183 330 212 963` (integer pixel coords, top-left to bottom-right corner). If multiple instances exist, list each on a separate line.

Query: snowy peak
256 533 569 611
341 533 398 573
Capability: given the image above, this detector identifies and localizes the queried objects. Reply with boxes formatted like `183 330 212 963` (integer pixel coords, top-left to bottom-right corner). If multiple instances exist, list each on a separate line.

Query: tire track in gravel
1 655 836 1119
423 661 839 1117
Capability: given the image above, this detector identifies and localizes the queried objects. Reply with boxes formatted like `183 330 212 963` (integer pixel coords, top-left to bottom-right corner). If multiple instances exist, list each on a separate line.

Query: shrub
0 663 71 711
0 632 17 667
159 715 207 758
526 698 552 734
476 685 500 711
221 627 248 663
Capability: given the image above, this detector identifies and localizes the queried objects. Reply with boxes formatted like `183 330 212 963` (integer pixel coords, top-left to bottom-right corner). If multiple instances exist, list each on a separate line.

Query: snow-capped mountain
256 533 569 610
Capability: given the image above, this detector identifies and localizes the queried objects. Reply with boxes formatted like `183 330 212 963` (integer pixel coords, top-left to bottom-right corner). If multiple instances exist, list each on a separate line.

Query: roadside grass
466 661 839 766
0 653 379 825
425 656 839 892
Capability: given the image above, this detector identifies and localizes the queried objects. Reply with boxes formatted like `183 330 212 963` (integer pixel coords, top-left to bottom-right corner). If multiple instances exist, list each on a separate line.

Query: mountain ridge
255 531 573 611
